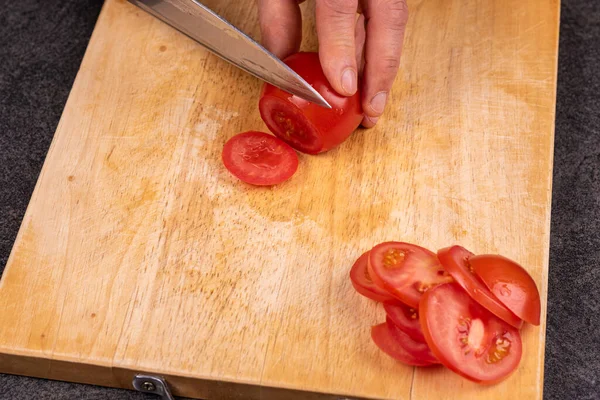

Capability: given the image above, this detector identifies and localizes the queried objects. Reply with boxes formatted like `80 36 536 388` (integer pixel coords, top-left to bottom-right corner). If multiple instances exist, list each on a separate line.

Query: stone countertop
1 1 599 399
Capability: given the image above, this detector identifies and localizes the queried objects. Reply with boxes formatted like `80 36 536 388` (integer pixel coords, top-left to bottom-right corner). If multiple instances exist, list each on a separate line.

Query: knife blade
127 0 331 108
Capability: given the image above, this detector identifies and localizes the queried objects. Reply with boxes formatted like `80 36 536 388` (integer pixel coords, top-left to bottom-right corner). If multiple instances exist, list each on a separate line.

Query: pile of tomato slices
222 52 363 186
350 242 541 384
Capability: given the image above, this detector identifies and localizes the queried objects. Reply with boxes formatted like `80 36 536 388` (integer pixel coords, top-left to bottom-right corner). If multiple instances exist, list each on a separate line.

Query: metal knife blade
128 0 331 108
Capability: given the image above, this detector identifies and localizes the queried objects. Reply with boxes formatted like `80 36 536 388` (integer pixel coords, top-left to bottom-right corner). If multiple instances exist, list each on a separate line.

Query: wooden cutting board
0 0 559 398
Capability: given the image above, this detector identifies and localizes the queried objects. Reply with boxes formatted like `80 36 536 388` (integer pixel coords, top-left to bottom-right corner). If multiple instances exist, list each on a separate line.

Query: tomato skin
384 301 426 342
368 242 453 308
420 283 522 384
371 317 438 366
385 317 439 365
437 246 523 329
259 52 363 154
470 254 541 326
222 131 298 186
350 252 397 303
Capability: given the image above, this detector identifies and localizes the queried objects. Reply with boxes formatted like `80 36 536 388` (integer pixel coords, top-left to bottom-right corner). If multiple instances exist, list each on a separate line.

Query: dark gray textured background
1 0 598 399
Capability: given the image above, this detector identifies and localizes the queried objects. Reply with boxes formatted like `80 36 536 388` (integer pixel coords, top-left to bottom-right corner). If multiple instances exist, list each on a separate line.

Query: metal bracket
132 374 175 400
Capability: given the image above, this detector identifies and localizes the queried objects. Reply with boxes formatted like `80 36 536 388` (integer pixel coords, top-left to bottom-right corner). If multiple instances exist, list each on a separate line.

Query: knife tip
314 95 332 109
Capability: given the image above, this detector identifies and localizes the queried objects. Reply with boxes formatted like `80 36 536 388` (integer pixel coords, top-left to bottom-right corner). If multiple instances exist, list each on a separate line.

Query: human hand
257 0 408 128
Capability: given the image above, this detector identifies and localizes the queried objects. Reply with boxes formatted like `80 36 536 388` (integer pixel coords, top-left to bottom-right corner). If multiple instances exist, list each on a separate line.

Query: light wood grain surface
0 0 559 398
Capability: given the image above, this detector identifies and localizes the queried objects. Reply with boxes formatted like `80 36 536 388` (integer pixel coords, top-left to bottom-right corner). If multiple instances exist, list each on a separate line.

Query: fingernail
341 68 357 95
370 92 387 115
362 116 379 128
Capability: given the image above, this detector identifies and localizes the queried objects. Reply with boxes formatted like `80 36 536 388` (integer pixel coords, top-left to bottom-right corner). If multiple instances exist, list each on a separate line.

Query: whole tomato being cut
420 283 522 384
259 52 363 154
437 246 523 329
368 242 453 308
470 254 541 326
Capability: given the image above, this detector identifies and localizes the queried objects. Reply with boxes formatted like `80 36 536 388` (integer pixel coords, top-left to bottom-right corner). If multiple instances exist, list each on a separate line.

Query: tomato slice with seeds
384 302 426 342
222 131 298 186
371 317 438 366
350 252 397 303
437 246 523 328
259 52 363 154
470 254 541 326
259 96 323 154
420 283 522 384
368 242 453 308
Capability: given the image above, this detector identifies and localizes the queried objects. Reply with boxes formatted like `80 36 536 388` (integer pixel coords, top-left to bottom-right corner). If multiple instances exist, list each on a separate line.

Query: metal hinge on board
133 374 176 400
132 374 362 400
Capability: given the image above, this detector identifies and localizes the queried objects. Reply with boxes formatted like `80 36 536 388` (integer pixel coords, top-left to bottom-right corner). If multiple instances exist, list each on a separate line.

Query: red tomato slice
384 302 426 342
350 252 397 303
470 254 541 326
385 317 439 364
259 52 363 154
371 317 438 366
222 131 298 186
368 242 453 308
259 96 323 154
437 246 523 329
420 283 522 384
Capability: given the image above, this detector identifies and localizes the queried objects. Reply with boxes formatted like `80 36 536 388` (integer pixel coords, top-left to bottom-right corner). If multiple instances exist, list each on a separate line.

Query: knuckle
317 0 358 48
322 39 355 57
379 0 409 29
320 0 357 15
382 0 409 14
377 55 401 74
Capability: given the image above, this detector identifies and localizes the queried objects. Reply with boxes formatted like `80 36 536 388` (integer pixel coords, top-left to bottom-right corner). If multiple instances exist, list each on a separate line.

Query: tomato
420 283 522 384
222 131 298 186
470 255 541 326
371 317 438 366
350 252 397 303
384 302 426 342
368 242 453 308
437 246 523 329
259 52 363 154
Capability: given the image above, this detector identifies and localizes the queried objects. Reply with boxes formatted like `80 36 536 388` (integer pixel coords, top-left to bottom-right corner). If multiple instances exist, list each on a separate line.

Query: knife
127 0 331 108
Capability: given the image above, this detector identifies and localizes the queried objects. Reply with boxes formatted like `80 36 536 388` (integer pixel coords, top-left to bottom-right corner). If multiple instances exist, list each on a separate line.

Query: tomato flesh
437 246 523 329
350 252 397 303
259 96 322 154
371 317 438 366
384 301 426 342
420 283 522 384
368 242 453 308
222 131 298 186
259 52 363 154
470 254 541 326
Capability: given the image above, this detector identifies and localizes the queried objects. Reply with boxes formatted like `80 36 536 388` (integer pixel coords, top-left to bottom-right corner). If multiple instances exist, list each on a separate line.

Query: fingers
316 0 359 96
362 0 408 119
355 13 366 76
356 12 371 128
361 115 378 128
258 0 303 59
